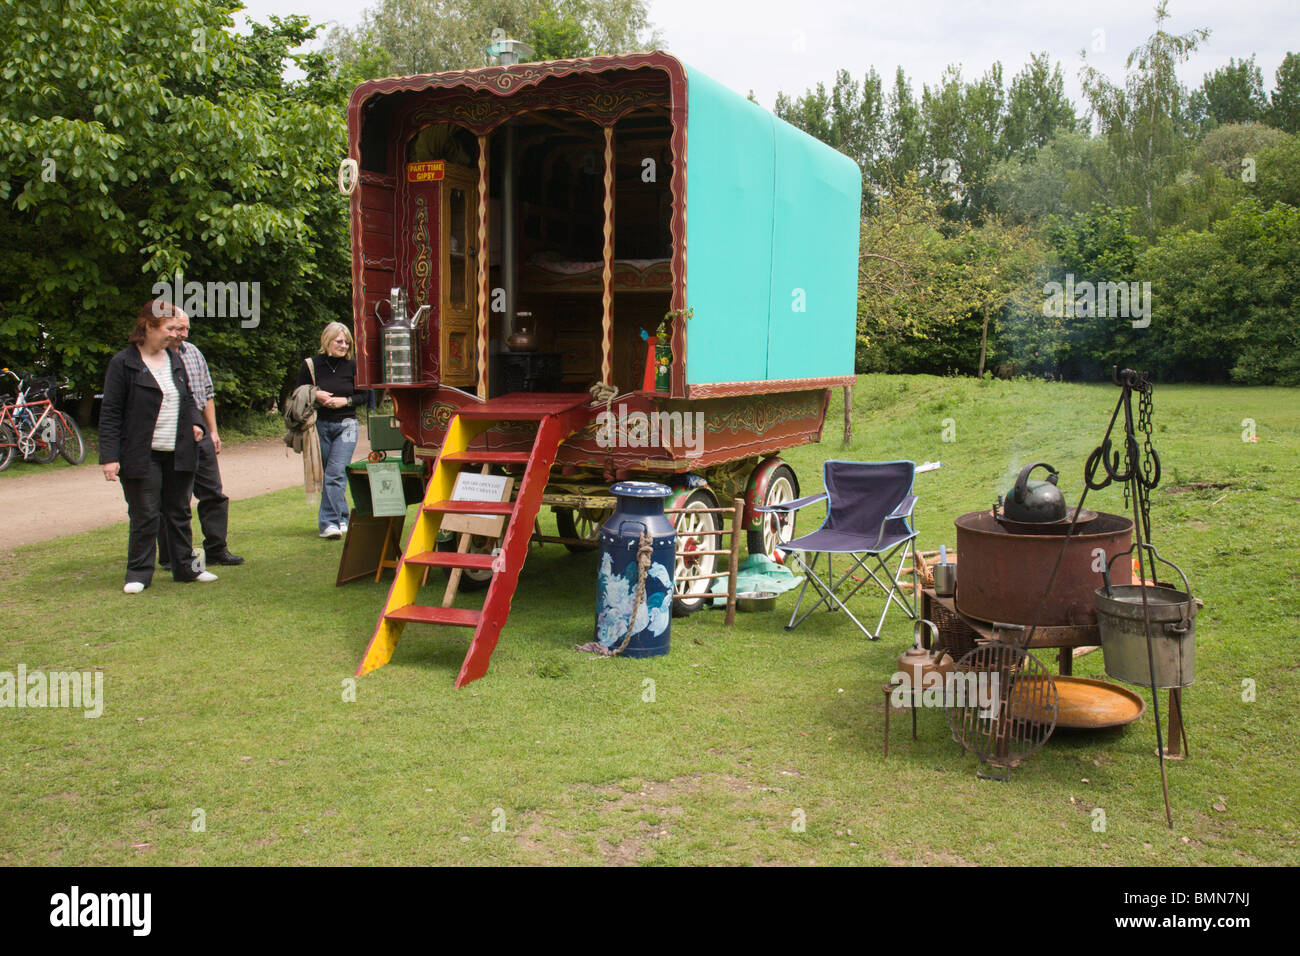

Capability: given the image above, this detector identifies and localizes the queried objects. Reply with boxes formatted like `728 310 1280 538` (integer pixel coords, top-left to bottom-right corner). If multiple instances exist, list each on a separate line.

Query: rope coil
575 528 654 658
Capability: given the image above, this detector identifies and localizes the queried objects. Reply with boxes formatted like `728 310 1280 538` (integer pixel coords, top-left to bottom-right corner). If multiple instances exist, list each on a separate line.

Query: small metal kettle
896 620 953 688
1001 462 1068 524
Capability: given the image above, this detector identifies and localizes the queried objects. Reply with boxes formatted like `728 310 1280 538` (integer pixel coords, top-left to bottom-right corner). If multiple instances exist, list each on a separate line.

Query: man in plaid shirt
158 310 244 568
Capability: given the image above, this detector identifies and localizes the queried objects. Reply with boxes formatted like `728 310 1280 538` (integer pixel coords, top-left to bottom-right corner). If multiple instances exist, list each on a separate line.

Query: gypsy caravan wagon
345 52 861 685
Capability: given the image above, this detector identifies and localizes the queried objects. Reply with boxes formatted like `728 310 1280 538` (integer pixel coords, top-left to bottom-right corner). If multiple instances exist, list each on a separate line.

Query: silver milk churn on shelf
377 287 429 384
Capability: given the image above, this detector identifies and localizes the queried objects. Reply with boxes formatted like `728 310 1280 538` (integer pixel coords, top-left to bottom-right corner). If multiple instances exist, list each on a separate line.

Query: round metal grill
945 642 1059 780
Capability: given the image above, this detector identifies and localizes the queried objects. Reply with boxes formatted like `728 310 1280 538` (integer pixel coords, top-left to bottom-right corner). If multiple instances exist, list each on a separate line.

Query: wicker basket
928 598 981 660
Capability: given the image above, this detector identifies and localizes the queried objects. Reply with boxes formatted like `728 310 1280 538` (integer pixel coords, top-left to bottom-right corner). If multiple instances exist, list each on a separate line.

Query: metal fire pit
994 505 1099 535
954 510 1133 627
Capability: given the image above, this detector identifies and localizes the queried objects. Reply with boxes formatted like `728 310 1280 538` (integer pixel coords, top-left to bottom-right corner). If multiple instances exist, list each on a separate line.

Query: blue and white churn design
595 481 676 658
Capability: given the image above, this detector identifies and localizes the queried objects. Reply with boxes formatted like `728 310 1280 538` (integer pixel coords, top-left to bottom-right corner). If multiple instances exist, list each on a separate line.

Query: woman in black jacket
99 300 216 593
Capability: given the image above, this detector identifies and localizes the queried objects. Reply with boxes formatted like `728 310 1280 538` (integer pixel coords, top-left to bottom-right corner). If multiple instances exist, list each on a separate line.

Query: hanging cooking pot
896 620 953 690
1000 462 1068 524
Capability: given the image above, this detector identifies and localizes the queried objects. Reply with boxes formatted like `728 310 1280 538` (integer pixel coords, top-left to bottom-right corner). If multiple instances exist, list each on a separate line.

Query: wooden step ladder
355 393 592 687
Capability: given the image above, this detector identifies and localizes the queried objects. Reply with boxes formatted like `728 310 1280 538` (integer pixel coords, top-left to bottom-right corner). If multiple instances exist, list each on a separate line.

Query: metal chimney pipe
502 122 517 338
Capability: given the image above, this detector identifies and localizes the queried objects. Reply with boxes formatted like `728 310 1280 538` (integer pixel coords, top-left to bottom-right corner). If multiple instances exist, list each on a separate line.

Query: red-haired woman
99 300 217 593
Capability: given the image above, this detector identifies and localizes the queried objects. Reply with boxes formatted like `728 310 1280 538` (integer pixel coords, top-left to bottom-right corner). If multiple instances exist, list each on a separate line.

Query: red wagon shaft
344 52 862 683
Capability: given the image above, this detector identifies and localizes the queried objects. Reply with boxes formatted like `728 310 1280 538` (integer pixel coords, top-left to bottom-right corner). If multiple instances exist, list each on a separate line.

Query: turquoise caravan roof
681 63 861 390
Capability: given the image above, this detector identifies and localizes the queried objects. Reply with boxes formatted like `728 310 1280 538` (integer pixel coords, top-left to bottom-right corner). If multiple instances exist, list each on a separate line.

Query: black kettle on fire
1000 462 1068 524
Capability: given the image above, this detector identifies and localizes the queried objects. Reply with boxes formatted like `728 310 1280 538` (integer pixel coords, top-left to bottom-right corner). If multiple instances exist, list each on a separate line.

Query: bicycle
0 368 86 471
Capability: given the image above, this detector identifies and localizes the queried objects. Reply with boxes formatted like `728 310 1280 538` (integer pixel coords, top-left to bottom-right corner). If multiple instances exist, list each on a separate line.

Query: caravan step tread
423 499 515 516
385 605 481 628
441 451 532 465
404 551 496 571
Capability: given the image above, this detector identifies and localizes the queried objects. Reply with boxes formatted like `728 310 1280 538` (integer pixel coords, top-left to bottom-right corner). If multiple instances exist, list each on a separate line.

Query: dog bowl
736 591 777 612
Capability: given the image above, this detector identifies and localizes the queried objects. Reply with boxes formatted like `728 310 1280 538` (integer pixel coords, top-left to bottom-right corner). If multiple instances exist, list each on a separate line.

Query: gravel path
0 431 371 549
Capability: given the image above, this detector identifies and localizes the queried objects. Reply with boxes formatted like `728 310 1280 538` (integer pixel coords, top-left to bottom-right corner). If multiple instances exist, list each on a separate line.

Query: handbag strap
305 356 317 390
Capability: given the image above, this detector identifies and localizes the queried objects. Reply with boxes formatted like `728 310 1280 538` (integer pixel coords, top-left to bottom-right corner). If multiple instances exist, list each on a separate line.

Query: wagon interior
354 70 678 398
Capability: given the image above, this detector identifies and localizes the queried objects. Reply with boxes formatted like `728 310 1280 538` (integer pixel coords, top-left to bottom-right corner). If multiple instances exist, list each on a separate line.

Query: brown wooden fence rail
663 499 744 626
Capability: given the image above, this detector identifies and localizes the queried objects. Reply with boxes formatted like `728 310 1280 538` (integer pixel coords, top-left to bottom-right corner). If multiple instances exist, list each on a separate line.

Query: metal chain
1140 384 1157 486
1135 380 1158 542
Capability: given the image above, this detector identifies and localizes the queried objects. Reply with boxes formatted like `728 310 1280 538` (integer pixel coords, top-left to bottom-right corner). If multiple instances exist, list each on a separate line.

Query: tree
1252 132 1300 208
884 68 924 192
1038 204 1147 378
1138 199 1300 384
778 54 1077 222
1003 53 1079 159
856 174 1042 375
1190 56 1267 129
529 7 592 60
774 84 831 144
986 131 1118 224
325 0 660 79
918 64 1007 221
1196 122 1288 179
1267 52 1300 133
1078 0 1210 234
0 0 350 419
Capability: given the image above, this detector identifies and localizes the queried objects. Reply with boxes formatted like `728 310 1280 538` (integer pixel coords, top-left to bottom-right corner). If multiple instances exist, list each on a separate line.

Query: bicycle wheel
0 423 16 472
55 413 86 464
24 418 59 464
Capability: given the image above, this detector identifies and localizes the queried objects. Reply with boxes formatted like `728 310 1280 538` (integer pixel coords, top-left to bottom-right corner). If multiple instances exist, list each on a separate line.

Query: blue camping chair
760 460 919 639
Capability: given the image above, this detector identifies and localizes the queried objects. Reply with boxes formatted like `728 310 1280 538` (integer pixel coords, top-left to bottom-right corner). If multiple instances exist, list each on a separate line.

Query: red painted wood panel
361 205 394 235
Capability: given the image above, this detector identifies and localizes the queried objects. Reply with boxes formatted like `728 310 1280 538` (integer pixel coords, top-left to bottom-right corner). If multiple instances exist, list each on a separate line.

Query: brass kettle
896 620 953 688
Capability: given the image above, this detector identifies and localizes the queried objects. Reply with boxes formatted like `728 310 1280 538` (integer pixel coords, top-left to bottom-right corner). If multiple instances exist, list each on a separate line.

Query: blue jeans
316 418 358 531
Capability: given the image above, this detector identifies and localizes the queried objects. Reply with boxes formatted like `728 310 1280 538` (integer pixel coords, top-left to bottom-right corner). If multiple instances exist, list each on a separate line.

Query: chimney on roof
486 35 536 66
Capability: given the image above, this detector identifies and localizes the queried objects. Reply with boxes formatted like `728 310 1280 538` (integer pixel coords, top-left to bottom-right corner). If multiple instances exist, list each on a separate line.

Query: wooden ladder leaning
355 393 592 687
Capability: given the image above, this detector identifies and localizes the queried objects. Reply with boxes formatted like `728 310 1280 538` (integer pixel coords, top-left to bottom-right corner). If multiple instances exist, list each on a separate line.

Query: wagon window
407 123 477 165
359 96 393 173
448 185 467 308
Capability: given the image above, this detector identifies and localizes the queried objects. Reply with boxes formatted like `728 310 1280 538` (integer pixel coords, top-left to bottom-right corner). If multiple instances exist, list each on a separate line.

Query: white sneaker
196 571 219 583
123 582 145 594
339 520 349 534
320 525 342 539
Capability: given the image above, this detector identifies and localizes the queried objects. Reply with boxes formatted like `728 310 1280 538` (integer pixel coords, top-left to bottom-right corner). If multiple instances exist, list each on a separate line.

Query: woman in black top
297 322 367 538
99 300 216 592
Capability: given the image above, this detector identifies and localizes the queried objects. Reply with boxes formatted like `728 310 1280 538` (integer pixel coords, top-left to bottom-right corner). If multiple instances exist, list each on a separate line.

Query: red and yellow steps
355 393 591 687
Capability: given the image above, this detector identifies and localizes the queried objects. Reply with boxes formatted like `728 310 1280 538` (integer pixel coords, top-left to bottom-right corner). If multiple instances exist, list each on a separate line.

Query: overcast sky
235 0 1298 110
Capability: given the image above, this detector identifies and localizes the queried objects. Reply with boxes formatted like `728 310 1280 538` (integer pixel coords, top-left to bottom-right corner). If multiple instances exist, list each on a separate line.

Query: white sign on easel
441 471 513 537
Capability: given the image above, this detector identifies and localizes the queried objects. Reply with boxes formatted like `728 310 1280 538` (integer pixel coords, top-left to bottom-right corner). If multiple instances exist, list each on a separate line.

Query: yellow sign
407 161 446 183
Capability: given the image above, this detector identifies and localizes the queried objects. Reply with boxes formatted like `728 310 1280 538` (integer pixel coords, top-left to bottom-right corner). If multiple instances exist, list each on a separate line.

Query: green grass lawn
2 375 1297 865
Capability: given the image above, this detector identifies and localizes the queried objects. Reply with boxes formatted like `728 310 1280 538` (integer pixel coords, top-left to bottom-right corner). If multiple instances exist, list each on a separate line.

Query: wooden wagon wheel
555 506 613 553
748 462 800 562
670 486 720 615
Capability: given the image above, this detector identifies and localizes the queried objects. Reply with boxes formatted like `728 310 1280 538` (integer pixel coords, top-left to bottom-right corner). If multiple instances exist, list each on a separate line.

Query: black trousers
158 434 228 562
121 451 199 585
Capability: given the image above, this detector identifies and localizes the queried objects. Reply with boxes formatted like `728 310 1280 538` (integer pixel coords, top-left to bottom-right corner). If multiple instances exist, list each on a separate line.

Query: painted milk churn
595 481 676 658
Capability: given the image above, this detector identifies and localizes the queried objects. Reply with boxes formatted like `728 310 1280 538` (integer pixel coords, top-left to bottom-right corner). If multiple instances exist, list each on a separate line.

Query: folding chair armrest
887 495 917 520
869 496 918 550
756 492 827 514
